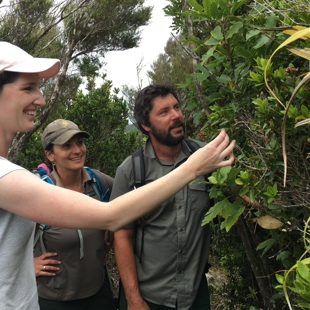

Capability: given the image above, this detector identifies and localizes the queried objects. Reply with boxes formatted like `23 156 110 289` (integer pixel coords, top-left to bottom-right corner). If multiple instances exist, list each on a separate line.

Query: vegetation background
1 0 310 309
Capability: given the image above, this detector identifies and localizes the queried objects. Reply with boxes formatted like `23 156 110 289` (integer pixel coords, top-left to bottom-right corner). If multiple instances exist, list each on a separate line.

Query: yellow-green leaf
253 215 283 229
283 25 310 40
287 46 310 60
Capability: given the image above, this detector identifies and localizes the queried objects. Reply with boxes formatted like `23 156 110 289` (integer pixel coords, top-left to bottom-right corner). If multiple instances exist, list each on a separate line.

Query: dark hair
44 144 54 171
134 84 179 135
45 143 54 151
0 71 19 92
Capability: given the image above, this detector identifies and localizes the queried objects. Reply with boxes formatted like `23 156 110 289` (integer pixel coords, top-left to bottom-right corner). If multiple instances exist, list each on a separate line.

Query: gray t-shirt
110 140 211 310
0 157 39 310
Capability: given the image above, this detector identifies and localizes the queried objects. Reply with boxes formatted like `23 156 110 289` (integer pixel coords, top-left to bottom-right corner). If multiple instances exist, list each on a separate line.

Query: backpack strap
131 148 145 190
84 167 110 202
33 170 54 254
84 167 112 247
131 148 147 263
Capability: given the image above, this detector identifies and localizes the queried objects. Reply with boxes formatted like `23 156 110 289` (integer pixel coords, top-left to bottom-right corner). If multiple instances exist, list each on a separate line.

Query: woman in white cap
34 119 116 310
0 41 235 310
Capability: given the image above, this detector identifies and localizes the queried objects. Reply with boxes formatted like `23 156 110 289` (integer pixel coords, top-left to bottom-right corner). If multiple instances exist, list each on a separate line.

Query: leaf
235 178 244 185
254 35 270 49
219 166 231 178
201 46 216 63
226 22 243 39
204 37 221 45
266 13 277 28
208 176 218 184
231 0 247 14
246 29 260 40
202 200 226 225
298 302 310 308
187 35 204 45
287 46 310 61
297 261 310 282
301 105 309 117
239 186 249 196
264 27 310 113
263 183 277 196
301 258 310 265
211 26 223 41
188 0 204 12
256 238 276 255
221 205 245 232
283 25 310 40
276 273 284 284
249 71 264 83
253 215 283 229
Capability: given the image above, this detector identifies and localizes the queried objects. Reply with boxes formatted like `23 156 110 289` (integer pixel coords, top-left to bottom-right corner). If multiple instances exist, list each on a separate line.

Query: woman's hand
34 252 61 277
187 129 236 177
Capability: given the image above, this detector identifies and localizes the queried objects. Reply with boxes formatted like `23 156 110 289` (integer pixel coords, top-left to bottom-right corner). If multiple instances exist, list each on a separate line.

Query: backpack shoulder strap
84 167 112 258
33 171 55 251
131 147 145 189
84 167 110 202
131 147 148 263
184 138 200 152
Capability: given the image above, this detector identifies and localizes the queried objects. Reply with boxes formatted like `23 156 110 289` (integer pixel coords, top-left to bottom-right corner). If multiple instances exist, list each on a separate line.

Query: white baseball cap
0 41 60 78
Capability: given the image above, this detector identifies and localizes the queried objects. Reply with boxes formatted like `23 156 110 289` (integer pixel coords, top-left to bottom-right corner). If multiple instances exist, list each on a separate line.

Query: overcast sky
103 0 174 90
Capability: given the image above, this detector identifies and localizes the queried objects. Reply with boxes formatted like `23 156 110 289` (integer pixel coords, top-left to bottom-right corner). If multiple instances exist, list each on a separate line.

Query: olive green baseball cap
42 119 90 149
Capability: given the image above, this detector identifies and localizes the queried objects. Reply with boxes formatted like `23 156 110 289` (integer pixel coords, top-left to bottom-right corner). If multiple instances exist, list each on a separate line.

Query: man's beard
150 120 185 146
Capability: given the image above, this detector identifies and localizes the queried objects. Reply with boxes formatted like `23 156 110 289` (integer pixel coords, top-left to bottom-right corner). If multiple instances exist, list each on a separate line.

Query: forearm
0 163 196 231
106 163 196 230
114 230 143 304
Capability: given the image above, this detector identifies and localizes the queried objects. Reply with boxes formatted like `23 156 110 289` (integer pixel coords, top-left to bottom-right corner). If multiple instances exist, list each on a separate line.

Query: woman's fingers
193 129 236 175
34 253 61 277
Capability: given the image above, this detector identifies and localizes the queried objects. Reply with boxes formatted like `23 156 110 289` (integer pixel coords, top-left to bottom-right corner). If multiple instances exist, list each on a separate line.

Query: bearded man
111 84 212 310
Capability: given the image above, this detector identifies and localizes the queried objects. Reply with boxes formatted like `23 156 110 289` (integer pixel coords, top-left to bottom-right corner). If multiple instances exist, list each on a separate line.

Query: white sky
103 0 174 90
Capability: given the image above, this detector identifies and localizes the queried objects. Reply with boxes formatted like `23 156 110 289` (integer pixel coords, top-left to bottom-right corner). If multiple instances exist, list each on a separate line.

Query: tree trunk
236 216 276 309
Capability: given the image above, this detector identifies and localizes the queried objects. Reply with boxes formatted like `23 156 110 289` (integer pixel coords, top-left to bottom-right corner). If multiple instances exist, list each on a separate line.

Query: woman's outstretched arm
0 129 235 231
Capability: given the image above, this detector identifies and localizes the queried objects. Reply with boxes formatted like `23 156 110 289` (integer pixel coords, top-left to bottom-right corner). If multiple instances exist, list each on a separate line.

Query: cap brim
5 58 60 78
52 130 90 145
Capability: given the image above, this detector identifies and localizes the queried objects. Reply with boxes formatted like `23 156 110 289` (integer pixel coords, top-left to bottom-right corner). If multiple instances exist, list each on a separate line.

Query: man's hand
34 252 61 277
128 297 150 310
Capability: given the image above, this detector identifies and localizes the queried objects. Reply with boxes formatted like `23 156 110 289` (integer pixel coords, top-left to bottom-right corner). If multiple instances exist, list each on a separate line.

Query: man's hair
0 71 19 92
134 84 179 135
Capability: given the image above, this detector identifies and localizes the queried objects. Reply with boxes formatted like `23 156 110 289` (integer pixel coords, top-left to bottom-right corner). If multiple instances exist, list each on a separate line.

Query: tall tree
0 0 152 162
147 36 193 86
164 0 310 308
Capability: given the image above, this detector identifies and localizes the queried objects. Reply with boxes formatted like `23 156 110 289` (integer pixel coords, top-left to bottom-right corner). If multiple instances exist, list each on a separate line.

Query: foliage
276 218 310 309
209 225 256 309
0 0 152 161
163 0 310 308
121 85 140 126
147 36 193 87
17 80 143 176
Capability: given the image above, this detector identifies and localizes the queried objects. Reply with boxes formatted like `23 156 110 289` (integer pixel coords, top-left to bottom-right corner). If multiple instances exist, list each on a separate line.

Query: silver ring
43 265 46 271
